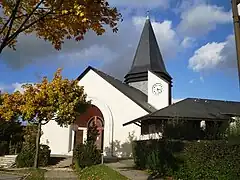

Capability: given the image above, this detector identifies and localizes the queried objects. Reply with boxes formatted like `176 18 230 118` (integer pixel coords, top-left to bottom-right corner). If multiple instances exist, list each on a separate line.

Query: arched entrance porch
73 105 104 151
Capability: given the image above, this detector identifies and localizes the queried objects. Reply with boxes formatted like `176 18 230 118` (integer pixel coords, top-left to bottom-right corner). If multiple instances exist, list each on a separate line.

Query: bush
16 144 51 167
73 142 102 168
73 123 101 168
16 145 51 167
0 141 8 156
15 124 51 167
133 139 240 179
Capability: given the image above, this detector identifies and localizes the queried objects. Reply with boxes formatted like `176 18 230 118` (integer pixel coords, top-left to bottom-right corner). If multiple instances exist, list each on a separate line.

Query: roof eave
123 114 232 127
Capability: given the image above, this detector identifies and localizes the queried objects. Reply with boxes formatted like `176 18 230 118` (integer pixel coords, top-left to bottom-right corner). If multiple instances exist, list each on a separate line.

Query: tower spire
146 11 150 20
124 15 172 84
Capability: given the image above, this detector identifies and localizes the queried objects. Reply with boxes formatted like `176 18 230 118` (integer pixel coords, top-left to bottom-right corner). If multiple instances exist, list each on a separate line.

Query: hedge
132 140 240 179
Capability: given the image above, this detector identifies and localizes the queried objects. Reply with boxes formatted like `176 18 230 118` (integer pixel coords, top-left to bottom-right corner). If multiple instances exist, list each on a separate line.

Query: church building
40 17 240 157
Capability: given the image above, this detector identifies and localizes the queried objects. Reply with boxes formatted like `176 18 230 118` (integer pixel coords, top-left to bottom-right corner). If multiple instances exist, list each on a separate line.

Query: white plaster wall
40 120 71 155
148 71 170 110
129 81 148 95
78 69 149 157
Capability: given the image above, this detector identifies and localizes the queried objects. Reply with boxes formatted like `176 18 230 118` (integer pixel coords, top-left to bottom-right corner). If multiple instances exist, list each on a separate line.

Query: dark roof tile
123 98 240 126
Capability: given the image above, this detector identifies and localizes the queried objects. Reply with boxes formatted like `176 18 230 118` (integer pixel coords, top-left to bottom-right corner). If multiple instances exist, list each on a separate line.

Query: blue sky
0 0 239 102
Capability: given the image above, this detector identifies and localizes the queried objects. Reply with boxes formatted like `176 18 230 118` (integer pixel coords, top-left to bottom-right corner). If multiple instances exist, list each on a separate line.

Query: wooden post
231 0 240 87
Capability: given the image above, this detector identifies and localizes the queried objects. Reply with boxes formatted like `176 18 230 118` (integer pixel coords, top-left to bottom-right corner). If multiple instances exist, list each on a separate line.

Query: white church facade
40 17 240 157
41 17 172 157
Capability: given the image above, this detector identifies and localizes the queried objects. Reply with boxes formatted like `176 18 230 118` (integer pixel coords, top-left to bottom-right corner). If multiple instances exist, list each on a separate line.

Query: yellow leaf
61 10 68 14
82 18 88 22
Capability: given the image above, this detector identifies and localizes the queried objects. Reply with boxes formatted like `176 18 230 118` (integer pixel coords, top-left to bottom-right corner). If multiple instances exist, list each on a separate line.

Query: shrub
16 144 51 167
73 142 101 168
0 141 8 156
15 124 51 167
73 123 101 168
133 139 240 179
0 120 24 155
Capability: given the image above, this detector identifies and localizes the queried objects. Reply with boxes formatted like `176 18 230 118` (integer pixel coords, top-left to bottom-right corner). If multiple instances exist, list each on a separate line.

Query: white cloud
0 84 12 92
200 76 204 83
108 0 170 8
12 83 25 93
177 3 232 37
0 82 28 93
189 79 195 84
57 45 118 66
188 35 237 72
181 37 196 48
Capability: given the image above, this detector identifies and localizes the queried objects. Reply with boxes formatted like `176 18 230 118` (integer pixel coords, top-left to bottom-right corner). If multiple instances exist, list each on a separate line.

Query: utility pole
231 0 240 87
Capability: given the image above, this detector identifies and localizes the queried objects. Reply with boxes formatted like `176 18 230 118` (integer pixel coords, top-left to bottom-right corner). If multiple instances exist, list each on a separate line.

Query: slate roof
123 98 240 126
124 18 172 83
77 66 156 113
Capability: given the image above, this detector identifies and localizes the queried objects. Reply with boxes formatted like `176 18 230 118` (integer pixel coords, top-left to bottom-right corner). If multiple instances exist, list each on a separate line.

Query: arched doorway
87 116 104 151
73 105 104 151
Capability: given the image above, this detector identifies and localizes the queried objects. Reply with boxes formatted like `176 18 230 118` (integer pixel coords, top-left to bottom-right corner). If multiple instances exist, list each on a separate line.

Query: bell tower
124 15 172 109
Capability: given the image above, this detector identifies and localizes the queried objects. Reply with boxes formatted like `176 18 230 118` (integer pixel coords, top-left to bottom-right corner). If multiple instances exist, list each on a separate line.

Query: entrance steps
0 155 17 169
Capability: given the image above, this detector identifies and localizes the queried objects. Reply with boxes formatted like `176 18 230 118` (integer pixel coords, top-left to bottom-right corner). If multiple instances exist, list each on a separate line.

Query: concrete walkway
44 156 78 180
0 173 22 180
44 168 78 180
106 159 151 180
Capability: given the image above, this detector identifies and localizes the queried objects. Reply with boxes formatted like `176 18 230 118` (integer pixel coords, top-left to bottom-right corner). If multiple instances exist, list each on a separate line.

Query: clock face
152 83 163 95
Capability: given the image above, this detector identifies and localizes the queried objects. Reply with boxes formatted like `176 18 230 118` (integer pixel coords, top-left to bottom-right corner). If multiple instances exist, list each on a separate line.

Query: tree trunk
0 47 3 54
34 121 41 168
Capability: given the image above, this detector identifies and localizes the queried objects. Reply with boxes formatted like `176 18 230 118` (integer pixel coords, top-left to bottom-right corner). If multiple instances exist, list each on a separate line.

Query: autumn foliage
0 0 121 52
0 68 90 168
0 68 90 125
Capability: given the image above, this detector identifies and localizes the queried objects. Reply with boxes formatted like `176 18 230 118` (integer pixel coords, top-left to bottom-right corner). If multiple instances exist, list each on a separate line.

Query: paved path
0 173 22 180
106 159 151 180
44 168 78 180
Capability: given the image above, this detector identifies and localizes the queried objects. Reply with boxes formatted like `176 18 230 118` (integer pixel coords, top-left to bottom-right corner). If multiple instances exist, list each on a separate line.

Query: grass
0 168 46 180
76 164 129 180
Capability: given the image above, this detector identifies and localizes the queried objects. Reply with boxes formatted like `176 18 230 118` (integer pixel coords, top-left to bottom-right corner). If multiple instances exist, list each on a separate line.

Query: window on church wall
149 123 156 134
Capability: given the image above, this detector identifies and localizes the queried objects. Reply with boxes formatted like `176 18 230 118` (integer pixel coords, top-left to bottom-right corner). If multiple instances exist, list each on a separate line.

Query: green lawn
76 164 129 180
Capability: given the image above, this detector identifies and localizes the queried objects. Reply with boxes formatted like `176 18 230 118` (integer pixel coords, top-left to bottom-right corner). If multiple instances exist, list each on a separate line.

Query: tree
0 0 121 53
0 68 90 168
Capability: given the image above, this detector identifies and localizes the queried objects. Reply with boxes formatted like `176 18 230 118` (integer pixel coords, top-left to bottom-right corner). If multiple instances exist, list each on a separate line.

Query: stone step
0 155 17 168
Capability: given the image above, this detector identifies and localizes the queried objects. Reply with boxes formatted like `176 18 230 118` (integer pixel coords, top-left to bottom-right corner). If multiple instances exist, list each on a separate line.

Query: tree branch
5 0 45 46
0 15 14 35
6 0 64 48
0 0 21 50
